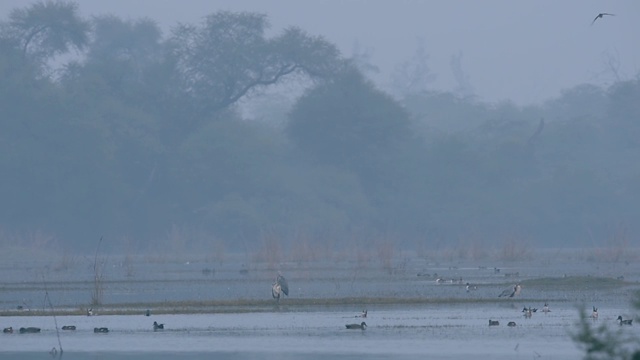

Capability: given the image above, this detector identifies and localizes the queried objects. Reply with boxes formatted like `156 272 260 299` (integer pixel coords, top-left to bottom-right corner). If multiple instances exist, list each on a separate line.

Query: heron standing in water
498 283 521 298
272 272 289 302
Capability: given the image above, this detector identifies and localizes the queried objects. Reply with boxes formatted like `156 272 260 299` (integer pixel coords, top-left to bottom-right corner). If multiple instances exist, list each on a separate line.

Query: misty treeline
1 2 639 254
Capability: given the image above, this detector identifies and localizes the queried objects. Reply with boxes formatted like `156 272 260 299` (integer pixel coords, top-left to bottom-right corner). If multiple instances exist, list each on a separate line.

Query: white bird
592 306 598 320
542 303 550 314
466 283 477 292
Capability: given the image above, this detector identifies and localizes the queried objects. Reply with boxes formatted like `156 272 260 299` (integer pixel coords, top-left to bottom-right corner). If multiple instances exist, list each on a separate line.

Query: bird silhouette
591 13 614 25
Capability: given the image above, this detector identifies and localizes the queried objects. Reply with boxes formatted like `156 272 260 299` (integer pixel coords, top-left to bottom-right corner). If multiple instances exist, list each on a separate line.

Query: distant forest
1 2 639 254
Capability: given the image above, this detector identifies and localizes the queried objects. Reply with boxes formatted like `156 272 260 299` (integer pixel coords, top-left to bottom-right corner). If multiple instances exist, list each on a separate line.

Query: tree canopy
1 1 639 253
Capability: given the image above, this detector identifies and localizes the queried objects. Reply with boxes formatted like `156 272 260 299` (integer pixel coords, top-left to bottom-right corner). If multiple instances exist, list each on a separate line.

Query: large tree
169 11 343 118
2 1 89 68
288 67 412 171
287 67 421 236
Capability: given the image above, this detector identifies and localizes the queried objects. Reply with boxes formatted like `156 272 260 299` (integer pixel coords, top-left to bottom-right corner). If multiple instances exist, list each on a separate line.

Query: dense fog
0 1 638 254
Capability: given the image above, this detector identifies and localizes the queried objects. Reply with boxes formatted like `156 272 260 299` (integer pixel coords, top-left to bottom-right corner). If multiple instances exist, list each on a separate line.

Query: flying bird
272 272 289 302
591 13 614 25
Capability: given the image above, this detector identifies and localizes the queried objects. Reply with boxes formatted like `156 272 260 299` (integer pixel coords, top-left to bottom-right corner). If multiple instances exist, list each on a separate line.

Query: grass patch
0 296 555 317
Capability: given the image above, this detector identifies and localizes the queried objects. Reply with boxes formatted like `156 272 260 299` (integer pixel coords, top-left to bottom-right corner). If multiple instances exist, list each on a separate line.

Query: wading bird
499 283 521 298
591 13 614 25
542 303 550 314
272 272 289 302
346 322 367 330
592 307 599 320
617 316 633 326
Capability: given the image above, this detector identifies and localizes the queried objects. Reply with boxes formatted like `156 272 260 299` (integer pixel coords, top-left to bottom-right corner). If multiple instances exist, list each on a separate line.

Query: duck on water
19 327 41 334
346 322 367 330
617 316 633 326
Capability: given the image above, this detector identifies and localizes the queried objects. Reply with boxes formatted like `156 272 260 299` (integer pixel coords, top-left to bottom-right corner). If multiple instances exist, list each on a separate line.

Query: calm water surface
3 305 632 359
1 251 639 359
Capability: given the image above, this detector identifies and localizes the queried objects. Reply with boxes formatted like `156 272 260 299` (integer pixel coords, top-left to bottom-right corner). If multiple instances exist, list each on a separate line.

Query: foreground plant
572 293 640 360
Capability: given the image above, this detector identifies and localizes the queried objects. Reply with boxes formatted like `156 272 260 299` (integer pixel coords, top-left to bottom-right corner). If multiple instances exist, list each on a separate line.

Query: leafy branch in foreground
571 296 640 360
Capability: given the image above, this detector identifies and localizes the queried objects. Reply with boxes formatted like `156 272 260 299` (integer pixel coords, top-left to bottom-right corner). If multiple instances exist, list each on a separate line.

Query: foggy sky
1 0 638 105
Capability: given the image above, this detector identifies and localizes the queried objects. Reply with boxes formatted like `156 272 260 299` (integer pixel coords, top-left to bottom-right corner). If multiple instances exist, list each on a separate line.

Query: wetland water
1 250 639 359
